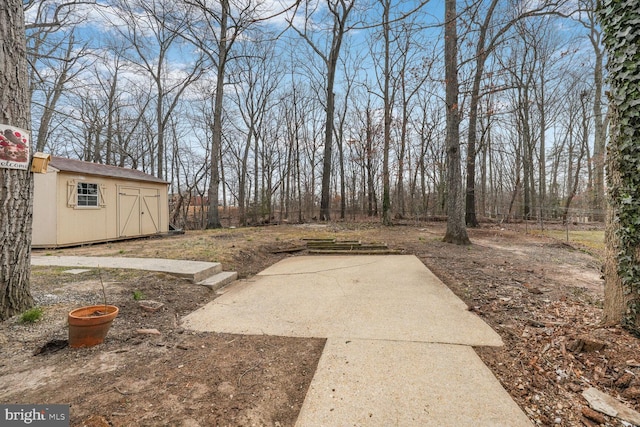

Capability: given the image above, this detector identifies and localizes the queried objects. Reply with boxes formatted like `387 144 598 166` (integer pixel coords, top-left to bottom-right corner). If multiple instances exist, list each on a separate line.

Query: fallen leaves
419 225 639 426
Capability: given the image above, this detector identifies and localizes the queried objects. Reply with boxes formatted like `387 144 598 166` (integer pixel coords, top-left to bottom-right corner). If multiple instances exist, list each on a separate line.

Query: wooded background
25 0 605 229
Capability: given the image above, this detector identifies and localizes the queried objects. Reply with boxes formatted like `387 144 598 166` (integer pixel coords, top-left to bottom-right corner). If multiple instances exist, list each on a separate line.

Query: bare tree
29 31 90 152
334 44 362 219
230 41 282 225
280 76 308 222
24 0 96 32
111 0 207 179
78 91 106 161
0 0 34 320
350 95 382 217
501 18 541 221
394 27 432 219
575 0 606 220
25 1 97 153
462 0 568 226
378 0 395 225
184 0 280 228
92 42 126 166
289 0 356 221
411 89 444 218
168 108 210 228
560 88 589 223
69 65 152 168
443 0 470 244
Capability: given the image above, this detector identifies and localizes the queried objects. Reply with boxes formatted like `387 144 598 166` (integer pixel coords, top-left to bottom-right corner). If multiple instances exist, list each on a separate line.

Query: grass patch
31 266 77 276
20 307 44 323
30 266 151 290
132 290 145 301
532 229 605 251
30 266 95 288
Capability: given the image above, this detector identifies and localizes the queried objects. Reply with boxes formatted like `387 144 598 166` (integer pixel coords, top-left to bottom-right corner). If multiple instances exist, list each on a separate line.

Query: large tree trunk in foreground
602 99 638 330
0 0 34 320
599 0 640 334
603 187 626 326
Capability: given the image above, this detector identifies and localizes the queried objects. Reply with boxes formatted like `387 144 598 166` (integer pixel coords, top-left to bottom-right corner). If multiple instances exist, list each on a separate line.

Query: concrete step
31 255 222 283
198 271 238 291
191 264 223 283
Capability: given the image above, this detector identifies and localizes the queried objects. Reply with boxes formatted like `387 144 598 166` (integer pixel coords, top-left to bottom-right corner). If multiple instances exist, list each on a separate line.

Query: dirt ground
1 221 639 426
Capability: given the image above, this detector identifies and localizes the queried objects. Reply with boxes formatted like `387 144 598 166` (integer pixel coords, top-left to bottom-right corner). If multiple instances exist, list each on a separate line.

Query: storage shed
32 156 170 248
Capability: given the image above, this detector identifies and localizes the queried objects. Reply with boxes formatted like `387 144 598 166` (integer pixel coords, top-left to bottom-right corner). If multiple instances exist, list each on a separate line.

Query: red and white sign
0 125 30 170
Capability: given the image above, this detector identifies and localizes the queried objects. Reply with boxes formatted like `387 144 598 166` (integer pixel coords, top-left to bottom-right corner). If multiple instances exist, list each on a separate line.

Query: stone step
198 271 238 291
308 249 403 255
305 240 359 247
308 244 390 251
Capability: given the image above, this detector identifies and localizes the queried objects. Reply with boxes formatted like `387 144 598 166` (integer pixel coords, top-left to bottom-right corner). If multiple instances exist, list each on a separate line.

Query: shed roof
49 157 168 184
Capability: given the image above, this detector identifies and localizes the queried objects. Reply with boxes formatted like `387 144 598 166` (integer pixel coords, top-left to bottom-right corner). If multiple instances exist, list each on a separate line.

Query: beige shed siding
55 174 168 246
32 170 58 246
55 174 113 245
32 159 169 248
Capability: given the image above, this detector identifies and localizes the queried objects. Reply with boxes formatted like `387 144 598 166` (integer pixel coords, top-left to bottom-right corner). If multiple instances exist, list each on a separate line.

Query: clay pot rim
68 305 119 325
68 305 119 348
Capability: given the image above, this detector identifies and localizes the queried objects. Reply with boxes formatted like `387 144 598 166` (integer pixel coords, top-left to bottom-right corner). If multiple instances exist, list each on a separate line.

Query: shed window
77 183 99 207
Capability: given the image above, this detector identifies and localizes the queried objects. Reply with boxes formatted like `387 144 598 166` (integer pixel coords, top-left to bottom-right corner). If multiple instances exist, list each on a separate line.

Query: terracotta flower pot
68 305 119 348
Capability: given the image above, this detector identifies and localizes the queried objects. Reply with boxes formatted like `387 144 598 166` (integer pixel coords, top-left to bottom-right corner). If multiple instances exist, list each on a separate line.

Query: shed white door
118 187 160 237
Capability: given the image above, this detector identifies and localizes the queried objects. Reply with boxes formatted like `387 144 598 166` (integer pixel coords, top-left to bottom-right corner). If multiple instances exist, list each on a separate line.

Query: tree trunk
520 89 532 220
381 0 392 226
156 79 165 179
296 129 303 223
0 0 35 320
319 49 339 221
319 2 352 221
238 127 252 226
465 83 480 227
442 0 470 245
602 102 630 326
465 0 509 227
538 84 546 222
105 67 119 165
603 194 626 326
365 107 377 217
590 9 605 222
397 102 408 218
600 0 640 333
206 0 228 229
480 116 489 218
562 102 587 224
464 0 497 227
334 119 346 220
253 126 259 224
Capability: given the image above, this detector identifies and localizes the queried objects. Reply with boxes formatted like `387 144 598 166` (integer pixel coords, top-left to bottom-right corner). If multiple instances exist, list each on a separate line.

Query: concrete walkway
182 255 533 426
31 255 227 284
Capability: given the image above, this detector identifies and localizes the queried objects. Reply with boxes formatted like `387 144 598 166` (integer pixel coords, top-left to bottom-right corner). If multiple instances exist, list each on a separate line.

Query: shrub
20 307 43 323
